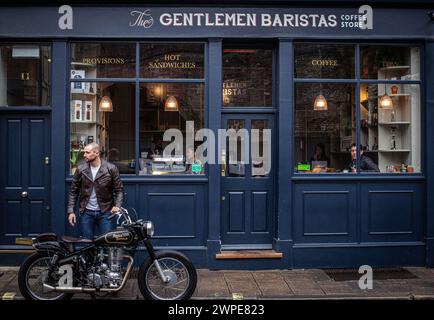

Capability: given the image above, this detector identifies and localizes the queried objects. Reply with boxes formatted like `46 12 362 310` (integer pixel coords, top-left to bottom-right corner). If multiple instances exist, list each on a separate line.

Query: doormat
324 268 418 281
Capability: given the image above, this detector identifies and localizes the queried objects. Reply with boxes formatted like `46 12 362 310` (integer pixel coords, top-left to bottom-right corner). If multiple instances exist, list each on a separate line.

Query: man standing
67 142 124 239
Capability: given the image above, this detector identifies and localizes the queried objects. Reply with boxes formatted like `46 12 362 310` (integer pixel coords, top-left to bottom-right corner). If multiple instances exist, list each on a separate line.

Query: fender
33 241 70 255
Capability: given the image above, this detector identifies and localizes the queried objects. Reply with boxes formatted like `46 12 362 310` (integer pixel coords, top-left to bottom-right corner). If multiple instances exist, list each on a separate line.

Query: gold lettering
81 57 126 64
21 72 30 81
311 59 338 67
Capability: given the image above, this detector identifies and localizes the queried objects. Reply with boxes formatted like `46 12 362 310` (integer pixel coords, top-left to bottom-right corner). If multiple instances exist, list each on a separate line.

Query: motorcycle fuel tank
95 229 134 246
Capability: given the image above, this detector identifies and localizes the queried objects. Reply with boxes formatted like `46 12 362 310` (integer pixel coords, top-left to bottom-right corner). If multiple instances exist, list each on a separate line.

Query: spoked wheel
18 252 73 300
138 251 197 300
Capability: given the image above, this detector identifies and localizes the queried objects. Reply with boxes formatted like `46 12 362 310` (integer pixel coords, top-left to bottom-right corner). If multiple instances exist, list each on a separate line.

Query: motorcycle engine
85 248 124 289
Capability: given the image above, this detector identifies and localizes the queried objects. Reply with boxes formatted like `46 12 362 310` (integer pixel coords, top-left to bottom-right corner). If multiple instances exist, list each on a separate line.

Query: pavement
1 267 434 300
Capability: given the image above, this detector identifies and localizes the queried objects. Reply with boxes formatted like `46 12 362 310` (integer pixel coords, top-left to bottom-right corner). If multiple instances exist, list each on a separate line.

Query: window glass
294 44 355 79
361 46 420 80
139 83 204 175
294 83 356 173
70 82 136 174
140 43 204 78
223 47 272 107
0 45 51 106
71 43 136 79
360 83 421 173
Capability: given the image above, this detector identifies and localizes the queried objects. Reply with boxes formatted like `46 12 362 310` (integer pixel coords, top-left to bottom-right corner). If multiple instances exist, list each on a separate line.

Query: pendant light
379 93 393 109
99 96 113 112
379 67 393 109
164 95 179 112
314 94 328 111
313 47 328 111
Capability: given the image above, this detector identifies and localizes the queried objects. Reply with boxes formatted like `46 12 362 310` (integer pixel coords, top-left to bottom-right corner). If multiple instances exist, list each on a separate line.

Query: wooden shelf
71 121 97 124
379 65 410 71
71 92 97 96
389 94 410 97
378 121 410 125
378 149 411 153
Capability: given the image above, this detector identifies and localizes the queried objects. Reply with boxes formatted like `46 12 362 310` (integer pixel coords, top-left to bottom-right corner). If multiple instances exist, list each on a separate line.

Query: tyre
18 252 74 300
138 251 197 300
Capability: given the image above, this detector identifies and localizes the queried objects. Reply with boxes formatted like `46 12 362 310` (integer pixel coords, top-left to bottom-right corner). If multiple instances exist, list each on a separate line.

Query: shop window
222 47 272 107
294 44 355 79
361 46 420 80
139 83 204 175
360 84 421 173
294 83 356 173
70 43 136 79
140 43 204 79
0 44 51 106
70 82 135 175
294 43 421 174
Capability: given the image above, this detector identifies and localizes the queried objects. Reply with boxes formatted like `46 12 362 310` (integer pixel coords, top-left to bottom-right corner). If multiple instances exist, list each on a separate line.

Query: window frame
0 42 52 108
293 41 424 177
67 40 207 178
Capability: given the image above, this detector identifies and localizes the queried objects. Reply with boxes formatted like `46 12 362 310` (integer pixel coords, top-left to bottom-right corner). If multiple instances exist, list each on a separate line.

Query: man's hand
68 213 76 227
111 206 120 214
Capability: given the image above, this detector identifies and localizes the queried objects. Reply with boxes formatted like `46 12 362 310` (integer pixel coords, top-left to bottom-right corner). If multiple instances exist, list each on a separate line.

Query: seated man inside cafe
348 143 380 172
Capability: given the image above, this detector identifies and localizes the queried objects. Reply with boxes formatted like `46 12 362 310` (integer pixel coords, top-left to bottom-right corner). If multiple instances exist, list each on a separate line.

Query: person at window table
310 143 329 164
67 142 124 240
348 143 380 173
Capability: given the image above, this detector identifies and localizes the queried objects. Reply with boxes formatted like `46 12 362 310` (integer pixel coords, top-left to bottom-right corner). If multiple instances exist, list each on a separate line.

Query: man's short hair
86 142 100 153
350 143 366 151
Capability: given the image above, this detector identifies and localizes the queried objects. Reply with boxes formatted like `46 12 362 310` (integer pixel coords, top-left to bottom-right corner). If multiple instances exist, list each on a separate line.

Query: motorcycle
17 207 197 300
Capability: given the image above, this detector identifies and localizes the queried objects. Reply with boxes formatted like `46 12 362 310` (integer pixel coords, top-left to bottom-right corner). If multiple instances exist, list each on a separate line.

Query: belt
85 209 101 213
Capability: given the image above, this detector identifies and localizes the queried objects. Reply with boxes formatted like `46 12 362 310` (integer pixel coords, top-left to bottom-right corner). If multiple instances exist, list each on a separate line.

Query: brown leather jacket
67 160 124 214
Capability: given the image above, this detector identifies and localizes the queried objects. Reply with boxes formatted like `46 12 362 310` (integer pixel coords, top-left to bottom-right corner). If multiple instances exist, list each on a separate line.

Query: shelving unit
70 63 104 171
375 56 421 172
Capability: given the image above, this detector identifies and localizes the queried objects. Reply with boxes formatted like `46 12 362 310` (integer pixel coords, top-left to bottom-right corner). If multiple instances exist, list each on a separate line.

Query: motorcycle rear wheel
138 251 197 300
18 252 74 300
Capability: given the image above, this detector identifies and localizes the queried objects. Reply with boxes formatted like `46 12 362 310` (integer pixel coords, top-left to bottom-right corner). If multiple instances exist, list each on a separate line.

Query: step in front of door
216 250 283 260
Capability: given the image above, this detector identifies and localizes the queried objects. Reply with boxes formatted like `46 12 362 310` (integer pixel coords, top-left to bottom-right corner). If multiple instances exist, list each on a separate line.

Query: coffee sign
311 59 339 67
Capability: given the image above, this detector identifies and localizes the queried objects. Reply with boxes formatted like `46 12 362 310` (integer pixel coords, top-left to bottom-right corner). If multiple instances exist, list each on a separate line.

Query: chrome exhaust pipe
42 256 134 293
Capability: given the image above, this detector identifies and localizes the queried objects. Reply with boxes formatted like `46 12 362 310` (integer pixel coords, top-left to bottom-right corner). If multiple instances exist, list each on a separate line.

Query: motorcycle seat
61 235 93 243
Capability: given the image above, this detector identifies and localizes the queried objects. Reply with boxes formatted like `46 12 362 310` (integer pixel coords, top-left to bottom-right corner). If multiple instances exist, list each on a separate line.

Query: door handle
21 191 28 198
221 149 226 177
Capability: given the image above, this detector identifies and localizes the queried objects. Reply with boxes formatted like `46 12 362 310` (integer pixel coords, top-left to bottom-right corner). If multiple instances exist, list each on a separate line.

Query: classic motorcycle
17 207 197 300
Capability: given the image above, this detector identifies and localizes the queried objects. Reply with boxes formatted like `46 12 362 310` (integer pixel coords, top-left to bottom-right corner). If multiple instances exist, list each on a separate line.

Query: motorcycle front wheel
138 251 197 300
18 252 74 301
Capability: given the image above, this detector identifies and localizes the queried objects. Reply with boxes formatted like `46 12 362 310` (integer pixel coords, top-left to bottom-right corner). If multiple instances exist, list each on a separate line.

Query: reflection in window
360 84 420 173
0 45 51 106
361 46 420 80
223 47 272 107
139 83 204 175
295 83 355 173
294 44 355 79
140 43 204 78
70 82 135 174
70 43 136 79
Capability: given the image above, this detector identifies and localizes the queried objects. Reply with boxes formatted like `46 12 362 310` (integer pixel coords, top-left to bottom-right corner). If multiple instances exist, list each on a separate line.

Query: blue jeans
80 209 113 240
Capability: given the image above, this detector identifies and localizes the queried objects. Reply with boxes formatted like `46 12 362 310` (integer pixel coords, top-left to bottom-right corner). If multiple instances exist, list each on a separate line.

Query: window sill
291 173 425 181
66 175 209 183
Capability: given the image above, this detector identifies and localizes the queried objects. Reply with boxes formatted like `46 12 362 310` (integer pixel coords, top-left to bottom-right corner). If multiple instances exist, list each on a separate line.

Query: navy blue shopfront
1 2 434 269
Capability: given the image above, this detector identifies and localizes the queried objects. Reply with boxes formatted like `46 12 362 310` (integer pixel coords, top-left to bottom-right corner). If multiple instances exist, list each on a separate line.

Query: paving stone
285 279 325 296
317 282 356 296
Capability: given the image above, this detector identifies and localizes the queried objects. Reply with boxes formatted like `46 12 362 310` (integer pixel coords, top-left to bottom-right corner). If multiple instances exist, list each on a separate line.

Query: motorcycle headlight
143 221 154 237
